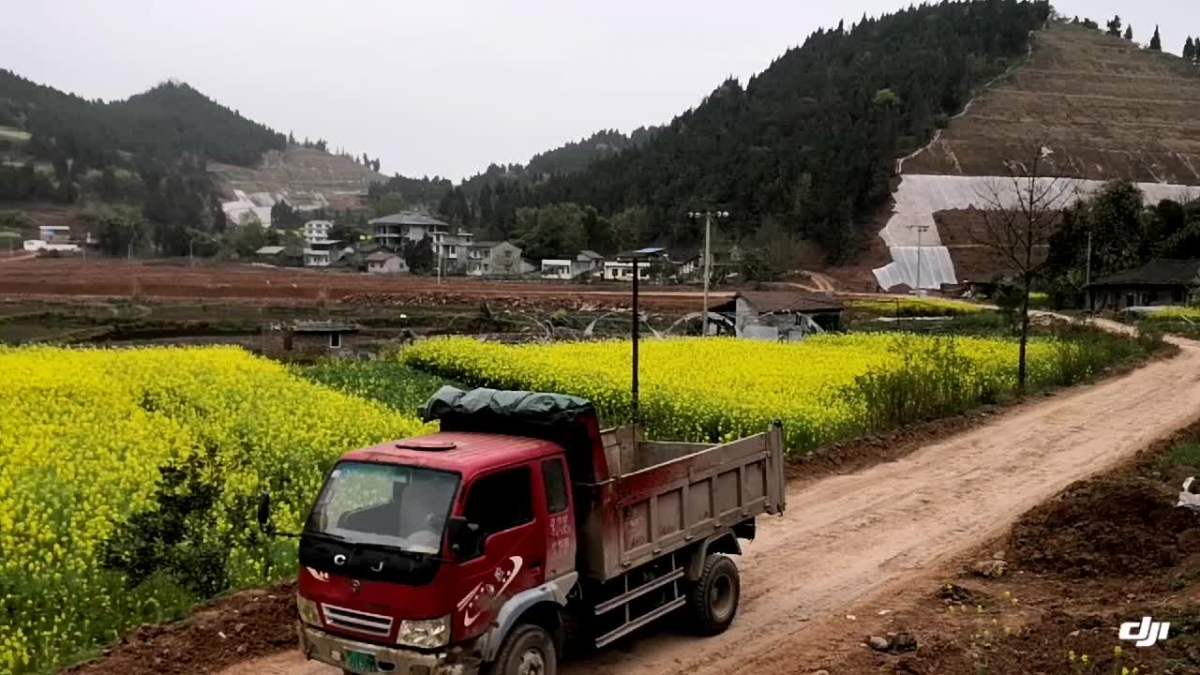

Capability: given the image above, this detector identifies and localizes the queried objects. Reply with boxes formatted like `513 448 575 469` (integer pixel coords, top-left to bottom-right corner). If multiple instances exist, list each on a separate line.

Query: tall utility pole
688 210 730 335
912 223 930 293
619 248 664 426
435 234 443 285
1085 229 1093 311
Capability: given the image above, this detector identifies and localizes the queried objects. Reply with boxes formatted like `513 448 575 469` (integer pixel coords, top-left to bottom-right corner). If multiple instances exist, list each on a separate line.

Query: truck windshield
305 462 460 555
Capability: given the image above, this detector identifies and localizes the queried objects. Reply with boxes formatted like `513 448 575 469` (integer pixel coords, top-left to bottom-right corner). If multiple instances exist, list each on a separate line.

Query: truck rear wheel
489 623 558 675
688 553 740 635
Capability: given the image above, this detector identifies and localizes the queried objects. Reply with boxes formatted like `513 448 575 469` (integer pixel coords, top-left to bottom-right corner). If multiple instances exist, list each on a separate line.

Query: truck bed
577 424 786 581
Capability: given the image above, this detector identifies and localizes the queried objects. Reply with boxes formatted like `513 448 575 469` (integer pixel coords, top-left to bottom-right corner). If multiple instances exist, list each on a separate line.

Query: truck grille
322 603 394 637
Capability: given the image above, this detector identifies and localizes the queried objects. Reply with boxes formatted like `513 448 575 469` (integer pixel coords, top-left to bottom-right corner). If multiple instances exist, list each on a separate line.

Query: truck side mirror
447 516 485 560
257 492 274 535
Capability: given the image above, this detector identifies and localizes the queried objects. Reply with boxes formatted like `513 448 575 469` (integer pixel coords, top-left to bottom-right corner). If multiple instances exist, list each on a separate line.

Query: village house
1088 258 1200 310
541 258 573 280
575 250 605 277
714 290 844 341
254 244 302 266
302 220 333 244
466 241 525 276
370 211 474 272
603 259 652 281
370 211 450 250
259 321 361 360
366 251 408 274
303 238 352 268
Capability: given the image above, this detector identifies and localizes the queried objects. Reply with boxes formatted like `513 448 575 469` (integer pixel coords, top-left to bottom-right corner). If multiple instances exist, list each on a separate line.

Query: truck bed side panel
584 424 784 580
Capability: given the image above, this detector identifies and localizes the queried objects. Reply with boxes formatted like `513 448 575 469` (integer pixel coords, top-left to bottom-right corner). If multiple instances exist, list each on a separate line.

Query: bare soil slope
208 146 386 209
201 338 1200 675
904 22 1200 182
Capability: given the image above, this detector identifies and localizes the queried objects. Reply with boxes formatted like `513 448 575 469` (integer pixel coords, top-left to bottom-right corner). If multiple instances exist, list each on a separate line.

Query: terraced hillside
208 146 386 209
870 21 1200 291
906 22 1200 181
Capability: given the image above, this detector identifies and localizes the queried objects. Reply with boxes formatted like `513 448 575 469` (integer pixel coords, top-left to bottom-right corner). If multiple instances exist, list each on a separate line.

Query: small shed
714 291 843 341
259 321 360 359
1087 258 1200 311
366 251 408 274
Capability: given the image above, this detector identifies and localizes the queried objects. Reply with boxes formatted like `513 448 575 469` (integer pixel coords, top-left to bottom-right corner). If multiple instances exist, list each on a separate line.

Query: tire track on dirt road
222 338 1200 675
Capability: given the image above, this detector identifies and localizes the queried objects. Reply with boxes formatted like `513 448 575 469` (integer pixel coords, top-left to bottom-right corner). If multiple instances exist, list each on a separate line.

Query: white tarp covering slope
873 174 1200 290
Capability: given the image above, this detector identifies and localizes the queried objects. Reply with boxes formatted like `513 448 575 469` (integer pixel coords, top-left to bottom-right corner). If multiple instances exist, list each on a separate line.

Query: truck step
594 596 687 648
593 568 685 616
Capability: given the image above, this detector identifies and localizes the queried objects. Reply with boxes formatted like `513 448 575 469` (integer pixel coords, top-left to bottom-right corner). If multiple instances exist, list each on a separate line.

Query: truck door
454 465 542 641
539 458 576 579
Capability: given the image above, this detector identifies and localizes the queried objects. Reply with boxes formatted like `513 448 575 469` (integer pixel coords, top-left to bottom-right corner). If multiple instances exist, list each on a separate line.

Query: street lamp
688 210 730 335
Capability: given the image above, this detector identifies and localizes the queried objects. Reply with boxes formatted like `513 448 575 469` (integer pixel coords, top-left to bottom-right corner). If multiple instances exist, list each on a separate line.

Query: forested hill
529 0 1050 260
525 127 659 177
0 71 285 170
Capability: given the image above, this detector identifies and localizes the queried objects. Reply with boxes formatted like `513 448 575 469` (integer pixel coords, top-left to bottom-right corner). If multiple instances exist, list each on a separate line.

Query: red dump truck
260 387 785 675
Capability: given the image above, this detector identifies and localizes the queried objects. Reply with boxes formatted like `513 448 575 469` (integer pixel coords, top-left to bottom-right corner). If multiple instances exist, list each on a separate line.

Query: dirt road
222 338 1200 675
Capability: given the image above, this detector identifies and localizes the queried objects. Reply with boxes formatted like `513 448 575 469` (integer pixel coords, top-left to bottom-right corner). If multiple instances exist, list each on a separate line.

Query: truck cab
296 432 577 674
280 387 786 675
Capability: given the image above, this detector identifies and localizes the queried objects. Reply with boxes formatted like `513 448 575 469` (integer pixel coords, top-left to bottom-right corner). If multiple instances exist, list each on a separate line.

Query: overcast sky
3 1 1196 181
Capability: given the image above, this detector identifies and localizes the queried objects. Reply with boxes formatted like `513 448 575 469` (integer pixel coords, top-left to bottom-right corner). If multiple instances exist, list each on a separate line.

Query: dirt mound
67 584 296 675
1012 477 1200 577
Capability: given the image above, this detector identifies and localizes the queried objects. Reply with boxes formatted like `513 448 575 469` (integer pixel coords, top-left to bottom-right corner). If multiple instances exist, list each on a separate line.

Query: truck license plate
345 650 377 672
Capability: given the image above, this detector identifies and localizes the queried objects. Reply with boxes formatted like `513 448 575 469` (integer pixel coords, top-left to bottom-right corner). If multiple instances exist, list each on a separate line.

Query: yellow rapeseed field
402 335 1077 452
0 346 427 674
847 296 990 317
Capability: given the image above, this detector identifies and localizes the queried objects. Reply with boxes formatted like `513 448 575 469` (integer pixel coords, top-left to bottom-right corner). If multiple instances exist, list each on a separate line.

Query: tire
488 623 558 675
688 553 740 635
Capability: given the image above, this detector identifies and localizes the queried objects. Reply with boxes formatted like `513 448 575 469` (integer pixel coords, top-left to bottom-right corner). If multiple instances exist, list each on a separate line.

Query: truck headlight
395 615 451 648
296 594 322 626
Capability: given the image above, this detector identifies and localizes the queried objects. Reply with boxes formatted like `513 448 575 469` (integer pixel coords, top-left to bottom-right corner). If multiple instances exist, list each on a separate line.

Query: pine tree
1185 37 1196 61
1149 26 1162 51
1106 15 1122 36
1123 25 1133 41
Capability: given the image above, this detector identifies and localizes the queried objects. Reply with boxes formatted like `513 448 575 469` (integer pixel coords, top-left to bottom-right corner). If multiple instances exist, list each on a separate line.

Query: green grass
297 359 450 416
1161 442 1200 472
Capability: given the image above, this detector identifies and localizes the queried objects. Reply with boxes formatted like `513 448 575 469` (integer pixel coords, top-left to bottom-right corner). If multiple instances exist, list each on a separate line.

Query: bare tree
972 145 1077 393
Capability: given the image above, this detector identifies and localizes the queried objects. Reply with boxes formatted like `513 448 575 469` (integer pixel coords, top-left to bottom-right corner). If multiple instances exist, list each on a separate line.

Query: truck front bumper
298 622 478 675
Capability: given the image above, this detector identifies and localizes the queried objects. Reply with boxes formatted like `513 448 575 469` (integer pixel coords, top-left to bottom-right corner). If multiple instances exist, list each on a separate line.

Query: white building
38 225 71 243
540 259 573 280
302 220 333 244
603 259 652 281
369 212 449 248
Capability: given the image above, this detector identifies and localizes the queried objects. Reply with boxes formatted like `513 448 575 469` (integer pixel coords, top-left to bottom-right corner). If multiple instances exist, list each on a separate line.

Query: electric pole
1085 229 1093 312
689 210 730 335
912 223 930 293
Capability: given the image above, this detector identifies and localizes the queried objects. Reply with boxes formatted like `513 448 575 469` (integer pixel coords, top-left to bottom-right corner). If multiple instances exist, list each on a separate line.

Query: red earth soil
0 258 726 311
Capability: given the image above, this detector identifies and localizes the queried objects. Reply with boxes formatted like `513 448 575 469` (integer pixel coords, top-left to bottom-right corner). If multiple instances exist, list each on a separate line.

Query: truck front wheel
489 623 558 675
688 553 740 635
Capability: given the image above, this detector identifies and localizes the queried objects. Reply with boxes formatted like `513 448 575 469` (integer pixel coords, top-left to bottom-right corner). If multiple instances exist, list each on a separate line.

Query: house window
329 333 341 349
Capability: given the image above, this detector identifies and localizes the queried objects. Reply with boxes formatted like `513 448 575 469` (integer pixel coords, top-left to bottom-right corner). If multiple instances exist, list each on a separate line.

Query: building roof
716 290 844 314
577 249 604 261
369 211 449 227
255 245 286 255
472 240 515 249
1089 258 1200 288
365 251 400 262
